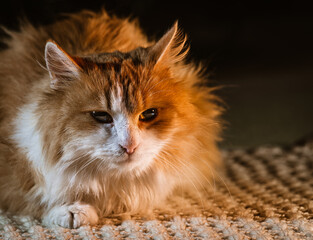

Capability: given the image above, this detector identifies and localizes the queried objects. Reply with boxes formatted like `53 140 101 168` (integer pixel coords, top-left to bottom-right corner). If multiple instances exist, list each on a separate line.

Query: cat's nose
120 144 137 155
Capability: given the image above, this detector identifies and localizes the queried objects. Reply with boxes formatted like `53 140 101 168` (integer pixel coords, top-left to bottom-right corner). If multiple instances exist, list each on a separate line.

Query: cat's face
44 23 194 175
59 60 182 174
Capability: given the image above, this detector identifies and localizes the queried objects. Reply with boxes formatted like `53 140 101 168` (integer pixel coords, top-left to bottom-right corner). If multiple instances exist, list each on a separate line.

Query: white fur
110 84 123 112
12 103 46 173
43 202 98 228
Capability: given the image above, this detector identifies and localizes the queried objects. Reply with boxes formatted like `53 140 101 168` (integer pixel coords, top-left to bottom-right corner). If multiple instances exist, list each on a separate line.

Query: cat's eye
90 111 113 124
139 108 158 122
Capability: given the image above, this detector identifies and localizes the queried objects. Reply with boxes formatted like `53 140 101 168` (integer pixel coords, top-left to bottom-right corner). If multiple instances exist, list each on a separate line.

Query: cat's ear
45 41 82 90
148 21 188 66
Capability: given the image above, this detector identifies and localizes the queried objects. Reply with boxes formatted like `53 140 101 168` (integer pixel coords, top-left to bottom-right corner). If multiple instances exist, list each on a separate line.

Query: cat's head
43 23 200 176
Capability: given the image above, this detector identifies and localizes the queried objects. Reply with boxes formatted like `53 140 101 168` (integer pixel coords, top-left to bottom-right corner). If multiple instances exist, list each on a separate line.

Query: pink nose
120 144 137 155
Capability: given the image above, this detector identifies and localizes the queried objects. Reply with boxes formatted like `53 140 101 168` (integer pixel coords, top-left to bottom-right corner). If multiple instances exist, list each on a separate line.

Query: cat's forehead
109 83 135 115
78 48 173 115
81 51 150 114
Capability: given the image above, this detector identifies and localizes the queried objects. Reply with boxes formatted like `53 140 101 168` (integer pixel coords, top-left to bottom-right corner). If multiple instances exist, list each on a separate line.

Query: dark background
1 0 313 149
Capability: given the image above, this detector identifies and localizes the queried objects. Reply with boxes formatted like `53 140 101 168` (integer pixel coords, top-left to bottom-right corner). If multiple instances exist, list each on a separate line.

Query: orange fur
0 10 222 228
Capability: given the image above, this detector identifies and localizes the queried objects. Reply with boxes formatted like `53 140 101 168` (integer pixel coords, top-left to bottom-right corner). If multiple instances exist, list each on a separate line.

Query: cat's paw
43 202 99 228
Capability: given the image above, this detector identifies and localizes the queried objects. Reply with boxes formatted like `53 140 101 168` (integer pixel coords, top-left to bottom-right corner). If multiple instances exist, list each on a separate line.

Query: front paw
43 202 99 228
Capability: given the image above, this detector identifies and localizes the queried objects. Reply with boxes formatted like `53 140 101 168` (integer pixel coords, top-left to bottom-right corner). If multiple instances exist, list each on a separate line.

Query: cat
0 10 222 228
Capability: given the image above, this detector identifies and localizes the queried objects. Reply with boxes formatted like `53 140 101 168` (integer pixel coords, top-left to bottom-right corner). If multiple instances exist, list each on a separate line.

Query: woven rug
1 139 313 239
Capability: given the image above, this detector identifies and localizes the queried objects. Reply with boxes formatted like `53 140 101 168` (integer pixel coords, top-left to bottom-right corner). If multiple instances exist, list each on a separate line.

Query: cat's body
0 10 222 228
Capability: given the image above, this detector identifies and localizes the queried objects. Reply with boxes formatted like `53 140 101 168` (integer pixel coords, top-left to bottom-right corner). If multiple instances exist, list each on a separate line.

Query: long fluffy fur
0 10 222 226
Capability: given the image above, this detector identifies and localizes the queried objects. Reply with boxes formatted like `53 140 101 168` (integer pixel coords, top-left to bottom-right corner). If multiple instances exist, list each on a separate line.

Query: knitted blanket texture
1 140 313 239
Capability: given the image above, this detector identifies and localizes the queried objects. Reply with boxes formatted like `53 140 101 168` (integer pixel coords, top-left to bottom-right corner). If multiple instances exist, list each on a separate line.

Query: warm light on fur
0 10 222 228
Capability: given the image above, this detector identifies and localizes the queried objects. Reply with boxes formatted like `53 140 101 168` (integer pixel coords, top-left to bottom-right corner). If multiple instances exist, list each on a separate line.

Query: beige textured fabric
1 140 313 239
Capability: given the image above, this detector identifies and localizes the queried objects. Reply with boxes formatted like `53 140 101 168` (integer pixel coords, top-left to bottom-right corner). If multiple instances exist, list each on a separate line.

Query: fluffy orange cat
0 10 222 228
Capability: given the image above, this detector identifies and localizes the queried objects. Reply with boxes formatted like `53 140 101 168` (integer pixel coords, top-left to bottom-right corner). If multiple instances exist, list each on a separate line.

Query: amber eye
139 108 158 122
90 111 113 124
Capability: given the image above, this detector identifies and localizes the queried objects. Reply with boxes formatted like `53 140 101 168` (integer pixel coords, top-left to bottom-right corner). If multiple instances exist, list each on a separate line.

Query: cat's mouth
113 151 153 172
117 154 135 165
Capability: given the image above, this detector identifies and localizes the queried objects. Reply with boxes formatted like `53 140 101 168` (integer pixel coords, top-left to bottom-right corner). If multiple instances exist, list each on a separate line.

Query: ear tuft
45 41 81 90
148 21 189 66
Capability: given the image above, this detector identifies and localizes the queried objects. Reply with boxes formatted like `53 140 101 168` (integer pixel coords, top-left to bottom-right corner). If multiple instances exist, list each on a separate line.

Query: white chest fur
12 103 46 172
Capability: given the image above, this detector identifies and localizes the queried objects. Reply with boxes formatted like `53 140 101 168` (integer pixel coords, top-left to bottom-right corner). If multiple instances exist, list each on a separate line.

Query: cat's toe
55 210 73 228
69 202 99 228
43 203 98 228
